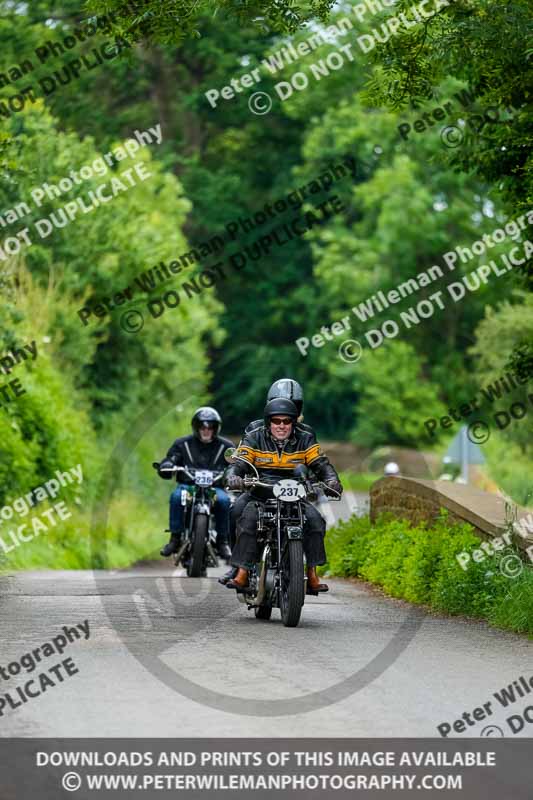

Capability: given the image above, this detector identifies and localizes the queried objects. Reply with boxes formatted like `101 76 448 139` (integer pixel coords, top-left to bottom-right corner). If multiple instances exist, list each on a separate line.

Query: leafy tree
361 0 533 385
287 86 521 440
0 263 101 503
86 0 337 42
0 103 221 428
1 0 529 493
350 340 447 446
470 293 533 455
362 0 532 215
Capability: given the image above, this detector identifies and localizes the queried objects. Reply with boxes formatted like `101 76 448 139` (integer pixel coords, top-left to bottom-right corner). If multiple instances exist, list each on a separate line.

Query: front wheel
280 540 305 627
188 515 208 577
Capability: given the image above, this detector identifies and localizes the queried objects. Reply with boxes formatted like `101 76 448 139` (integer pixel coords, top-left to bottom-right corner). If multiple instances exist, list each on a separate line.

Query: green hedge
323 512 533 636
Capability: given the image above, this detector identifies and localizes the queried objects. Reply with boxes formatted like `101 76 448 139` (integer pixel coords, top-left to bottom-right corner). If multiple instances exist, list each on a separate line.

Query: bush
325 515 373 577
325 512 533 637
488 574 533 635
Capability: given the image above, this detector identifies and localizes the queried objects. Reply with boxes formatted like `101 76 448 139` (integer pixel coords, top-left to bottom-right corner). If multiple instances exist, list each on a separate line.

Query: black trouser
229 492 252 549
231 499 326 569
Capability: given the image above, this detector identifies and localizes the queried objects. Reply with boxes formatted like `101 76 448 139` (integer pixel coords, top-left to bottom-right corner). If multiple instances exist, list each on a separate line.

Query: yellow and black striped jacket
227 423 338 486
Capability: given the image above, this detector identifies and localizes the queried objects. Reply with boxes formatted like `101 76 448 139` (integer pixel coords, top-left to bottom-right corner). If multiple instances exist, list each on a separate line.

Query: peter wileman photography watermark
0 463 83 555
454 501 533 583
0 6 134 120
77 156 361 333
294 210 533 361
437 671 533 738
0 125 162 262
0 339 39 411
205 0 455 115
397 85 517 148
0 620 89 718
423 356 533 440
463 390 533 447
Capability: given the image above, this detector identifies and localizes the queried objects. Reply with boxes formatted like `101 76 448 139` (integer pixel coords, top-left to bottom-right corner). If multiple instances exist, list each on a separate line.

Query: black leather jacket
226 422 339 489
159 434 235 480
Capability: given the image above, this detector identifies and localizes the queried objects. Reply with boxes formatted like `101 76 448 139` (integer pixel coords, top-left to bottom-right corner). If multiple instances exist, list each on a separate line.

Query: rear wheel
280 540 305 627
188 515 208 577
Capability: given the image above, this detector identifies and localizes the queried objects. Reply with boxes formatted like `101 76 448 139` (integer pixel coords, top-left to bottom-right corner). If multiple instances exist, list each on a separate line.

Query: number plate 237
273 479 306 501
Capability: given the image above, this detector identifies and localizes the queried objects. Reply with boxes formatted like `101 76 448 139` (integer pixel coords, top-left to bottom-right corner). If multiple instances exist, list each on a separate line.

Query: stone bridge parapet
370 477 533 553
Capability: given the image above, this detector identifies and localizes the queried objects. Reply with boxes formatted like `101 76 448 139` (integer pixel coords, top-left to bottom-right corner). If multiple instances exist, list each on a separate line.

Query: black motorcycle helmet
263 398 298 427
267 378 303 416
191 406 222 438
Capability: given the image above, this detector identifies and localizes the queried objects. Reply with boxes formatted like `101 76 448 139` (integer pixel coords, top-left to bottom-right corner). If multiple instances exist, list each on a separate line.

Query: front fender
286 525 303 540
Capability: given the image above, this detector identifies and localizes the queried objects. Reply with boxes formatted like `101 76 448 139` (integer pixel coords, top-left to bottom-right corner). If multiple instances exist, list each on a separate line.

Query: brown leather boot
226 567 249 590
307 566 329 594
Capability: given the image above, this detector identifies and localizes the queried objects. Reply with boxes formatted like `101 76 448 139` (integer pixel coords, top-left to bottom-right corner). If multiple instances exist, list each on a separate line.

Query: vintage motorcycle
225 449 340 627
153 462 226 577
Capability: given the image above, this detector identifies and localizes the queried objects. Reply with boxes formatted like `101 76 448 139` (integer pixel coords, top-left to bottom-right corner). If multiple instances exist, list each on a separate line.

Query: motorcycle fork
275 503 284 601
177 488 197 564
184 486 196 539
195 488 216 560
277 502 306 594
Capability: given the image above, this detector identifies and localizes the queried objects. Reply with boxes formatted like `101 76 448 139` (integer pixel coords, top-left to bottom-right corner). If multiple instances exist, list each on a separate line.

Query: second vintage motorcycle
153 462 227 577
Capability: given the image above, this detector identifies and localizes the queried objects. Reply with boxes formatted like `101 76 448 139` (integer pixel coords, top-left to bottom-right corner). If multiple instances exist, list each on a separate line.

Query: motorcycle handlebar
236 476 341 500
157 465 225 485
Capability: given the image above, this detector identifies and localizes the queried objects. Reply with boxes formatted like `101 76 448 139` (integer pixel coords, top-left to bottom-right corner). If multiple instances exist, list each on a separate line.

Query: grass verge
322 511 533 637
0 491 163 572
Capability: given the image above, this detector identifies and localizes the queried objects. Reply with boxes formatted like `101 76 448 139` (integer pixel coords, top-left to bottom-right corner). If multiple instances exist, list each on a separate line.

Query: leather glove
326 479 342 496
158 458 176 479
227 474 244 490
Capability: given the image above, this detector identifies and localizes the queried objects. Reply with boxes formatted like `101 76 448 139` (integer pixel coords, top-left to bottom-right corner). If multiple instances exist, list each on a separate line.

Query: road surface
0 492 531 738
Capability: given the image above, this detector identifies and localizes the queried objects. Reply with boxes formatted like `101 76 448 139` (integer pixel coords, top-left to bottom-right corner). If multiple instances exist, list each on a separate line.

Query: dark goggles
270 417 294 426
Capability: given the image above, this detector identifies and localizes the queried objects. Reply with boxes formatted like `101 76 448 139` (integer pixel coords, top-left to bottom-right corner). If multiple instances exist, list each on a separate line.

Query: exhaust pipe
173 541 189 565
255 546 270 605
206 542 218 566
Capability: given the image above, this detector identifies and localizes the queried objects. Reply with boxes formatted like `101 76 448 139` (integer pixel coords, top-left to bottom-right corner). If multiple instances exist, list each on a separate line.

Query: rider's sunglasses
200 422 216 429
270 417 293 426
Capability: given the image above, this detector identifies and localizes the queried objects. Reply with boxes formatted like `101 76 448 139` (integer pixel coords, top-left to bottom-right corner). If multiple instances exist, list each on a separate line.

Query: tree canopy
0 0 531 569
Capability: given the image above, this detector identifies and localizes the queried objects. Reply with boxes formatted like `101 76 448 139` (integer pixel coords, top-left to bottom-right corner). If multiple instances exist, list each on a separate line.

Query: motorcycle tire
254 604 273 621
188 515 208 578
280 539 305 627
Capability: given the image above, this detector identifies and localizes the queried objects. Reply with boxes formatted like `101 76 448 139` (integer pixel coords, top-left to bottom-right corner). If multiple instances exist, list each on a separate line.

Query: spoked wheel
188 515 208 577
279 539 305 627
254 604 273 620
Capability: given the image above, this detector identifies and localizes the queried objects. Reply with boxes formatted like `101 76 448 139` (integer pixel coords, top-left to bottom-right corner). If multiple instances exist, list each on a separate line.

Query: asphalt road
0 492 531 738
